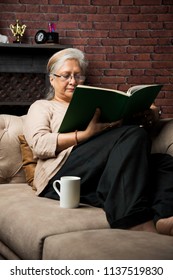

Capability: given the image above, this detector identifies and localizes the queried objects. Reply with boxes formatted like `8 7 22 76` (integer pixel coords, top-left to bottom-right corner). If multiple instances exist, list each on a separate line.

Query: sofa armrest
151 119 173 156
0 114 26 184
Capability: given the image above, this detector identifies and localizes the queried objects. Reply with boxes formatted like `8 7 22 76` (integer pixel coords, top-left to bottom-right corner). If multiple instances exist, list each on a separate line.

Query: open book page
125 84 163 118
78 85 128 96
127 84 162 96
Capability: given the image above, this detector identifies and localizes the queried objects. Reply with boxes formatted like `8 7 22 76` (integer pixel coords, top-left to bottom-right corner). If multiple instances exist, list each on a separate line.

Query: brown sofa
0 114 173 260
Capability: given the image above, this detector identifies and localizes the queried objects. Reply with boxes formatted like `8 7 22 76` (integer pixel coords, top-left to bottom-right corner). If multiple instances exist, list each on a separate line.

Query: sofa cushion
18 134 37 190
0 184 109 260
43 229 173 260
0 115 26 184
0 240 20 260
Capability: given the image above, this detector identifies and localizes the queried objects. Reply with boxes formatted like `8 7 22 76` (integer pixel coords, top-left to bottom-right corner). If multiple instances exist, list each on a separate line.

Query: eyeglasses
52 73 85 82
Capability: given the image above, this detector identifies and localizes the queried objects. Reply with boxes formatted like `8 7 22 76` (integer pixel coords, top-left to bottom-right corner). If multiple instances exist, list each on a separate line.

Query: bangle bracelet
75 130 78 145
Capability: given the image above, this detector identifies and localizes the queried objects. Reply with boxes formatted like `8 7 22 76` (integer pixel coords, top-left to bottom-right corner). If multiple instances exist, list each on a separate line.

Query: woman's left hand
131 104 161 129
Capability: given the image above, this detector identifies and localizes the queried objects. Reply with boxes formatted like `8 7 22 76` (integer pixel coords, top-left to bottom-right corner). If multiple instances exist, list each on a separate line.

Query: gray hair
46 48 88 100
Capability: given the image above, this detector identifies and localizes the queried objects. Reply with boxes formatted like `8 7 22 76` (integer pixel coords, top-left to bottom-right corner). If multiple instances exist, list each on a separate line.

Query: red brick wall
0 0 173 118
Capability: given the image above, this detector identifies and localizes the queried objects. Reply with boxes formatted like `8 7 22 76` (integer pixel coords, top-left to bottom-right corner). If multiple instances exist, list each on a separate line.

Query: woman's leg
42 125 153 229
95 126 153 229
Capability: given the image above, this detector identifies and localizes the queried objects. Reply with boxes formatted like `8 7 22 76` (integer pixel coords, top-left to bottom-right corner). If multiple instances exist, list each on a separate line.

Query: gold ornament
10 19 26 43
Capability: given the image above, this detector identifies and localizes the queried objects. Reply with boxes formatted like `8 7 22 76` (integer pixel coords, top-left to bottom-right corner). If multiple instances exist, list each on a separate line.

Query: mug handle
53 180 61 197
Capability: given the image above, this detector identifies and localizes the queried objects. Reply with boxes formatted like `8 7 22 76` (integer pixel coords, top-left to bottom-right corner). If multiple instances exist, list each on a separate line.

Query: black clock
35 30 47 44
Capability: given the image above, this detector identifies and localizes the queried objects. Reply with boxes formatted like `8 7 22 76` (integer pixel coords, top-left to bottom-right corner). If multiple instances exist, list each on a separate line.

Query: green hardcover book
58 84 163 133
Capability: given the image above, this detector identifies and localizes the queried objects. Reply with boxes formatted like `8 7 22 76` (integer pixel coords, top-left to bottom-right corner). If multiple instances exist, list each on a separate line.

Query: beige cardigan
23 100 74 195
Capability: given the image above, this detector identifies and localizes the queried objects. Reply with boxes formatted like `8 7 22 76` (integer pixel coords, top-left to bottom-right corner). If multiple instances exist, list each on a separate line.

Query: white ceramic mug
53 176 81 208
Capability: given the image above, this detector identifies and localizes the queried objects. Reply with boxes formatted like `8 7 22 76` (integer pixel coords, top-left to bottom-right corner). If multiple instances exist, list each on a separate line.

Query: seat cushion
0 184 109 260
43 229 173 260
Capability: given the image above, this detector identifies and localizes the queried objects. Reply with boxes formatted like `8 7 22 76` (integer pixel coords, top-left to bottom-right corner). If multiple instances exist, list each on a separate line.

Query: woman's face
49 59 85 103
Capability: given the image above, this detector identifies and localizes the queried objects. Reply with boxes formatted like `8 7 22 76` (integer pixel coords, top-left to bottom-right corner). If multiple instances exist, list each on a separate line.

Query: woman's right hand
84 108 122 138
57 109 122 153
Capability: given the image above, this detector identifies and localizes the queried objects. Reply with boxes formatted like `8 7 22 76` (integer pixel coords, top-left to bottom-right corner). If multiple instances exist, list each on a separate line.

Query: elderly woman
24 48 173 235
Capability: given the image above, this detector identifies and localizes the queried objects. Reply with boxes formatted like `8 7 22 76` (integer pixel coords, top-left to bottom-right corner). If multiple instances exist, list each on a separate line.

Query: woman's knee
123 125 151 150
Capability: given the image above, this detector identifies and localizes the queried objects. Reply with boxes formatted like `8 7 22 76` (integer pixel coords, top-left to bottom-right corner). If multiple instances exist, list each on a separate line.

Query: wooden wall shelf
0 43 72 73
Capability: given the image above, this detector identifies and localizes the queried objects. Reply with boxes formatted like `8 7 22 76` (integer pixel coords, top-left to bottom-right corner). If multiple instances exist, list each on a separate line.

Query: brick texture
0 0 173 118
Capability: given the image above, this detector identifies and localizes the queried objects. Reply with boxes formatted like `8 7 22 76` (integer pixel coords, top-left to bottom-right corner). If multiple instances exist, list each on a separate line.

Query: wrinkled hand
85 108 122 137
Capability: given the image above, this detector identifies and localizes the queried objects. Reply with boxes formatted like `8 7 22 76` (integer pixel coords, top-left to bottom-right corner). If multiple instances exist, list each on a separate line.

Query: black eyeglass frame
52 73 86 82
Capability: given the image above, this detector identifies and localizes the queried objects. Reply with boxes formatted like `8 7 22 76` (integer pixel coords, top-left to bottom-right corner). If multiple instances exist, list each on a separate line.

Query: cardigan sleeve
23 100 62 159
